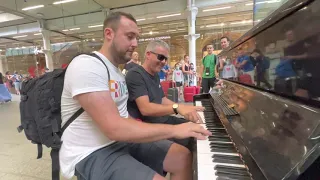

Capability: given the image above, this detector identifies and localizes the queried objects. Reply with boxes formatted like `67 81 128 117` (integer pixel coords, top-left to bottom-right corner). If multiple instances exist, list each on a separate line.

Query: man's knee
163 143 192 173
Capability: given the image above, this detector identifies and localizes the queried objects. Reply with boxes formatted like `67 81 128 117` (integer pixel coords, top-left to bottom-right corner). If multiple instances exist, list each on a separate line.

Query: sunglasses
149 51 168 61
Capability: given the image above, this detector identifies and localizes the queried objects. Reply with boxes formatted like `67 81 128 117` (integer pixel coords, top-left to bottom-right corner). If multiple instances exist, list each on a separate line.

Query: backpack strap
51 52 110 180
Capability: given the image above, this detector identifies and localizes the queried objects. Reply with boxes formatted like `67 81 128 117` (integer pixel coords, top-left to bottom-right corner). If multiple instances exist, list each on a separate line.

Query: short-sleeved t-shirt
126 66 168 123
124 62 139 71
237 55 254 72
59 51 129 179
202 54 217 78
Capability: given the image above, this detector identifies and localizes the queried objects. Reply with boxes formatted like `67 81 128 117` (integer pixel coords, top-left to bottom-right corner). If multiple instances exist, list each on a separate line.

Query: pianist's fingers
192 132 207 140
193 125 212 137
195 106 205 111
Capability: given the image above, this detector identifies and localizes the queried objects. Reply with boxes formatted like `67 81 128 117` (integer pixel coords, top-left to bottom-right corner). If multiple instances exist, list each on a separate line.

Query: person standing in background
222 58 238 80
158 60 170 82
236 47 255 83
122 52 140 75
216 36 230 78
181 55 191 87
12 71 22 95
189 63 196 86
172 63 184 101
0 72 11 103
200 44 217 93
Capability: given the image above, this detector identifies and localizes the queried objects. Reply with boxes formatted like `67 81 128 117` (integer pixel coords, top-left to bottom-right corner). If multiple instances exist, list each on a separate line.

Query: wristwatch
172 103 179 115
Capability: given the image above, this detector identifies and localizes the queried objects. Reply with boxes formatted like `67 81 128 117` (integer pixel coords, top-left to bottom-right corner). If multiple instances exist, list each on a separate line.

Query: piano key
215 172 251 180
212 154 242 161
215 165 249 175
210 142 234 148
211 147 237 153
213 156 243 165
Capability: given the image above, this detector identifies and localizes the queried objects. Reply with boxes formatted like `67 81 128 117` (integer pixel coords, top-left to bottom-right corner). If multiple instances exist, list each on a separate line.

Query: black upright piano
193 0 320 179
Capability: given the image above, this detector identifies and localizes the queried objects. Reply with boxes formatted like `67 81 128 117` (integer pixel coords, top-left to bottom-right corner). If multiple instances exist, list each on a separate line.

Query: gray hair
144 40 170 58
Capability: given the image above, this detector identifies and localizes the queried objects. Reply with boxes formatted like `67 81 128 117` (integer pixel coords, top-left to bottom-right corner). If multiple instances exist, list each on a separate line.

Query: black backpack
17 53 110 180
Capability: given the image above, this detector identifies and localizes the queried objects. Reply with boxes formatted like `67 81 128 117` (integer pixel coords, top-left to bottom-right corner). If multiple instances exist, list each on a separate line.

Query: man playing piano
126 39 205 150
59 12 211 180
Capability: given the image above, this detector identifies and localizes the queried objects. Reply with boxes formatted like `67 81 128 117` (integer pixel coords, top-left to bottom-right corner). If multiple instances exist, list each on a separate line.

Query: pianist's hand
173 122 212 140
178 104 205 123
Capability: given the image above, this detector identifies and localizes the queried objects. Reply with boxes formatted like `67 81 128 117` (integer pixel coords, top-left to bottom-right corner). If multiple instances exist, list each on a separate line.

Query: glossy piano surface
218 0 320 108
210 80 320 180
193 0 320 179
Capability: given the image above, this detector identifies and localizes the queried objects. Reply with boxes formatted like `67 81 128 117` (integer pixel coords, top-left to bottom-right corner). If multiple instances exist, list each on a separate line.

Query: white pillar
40 29 54 71
184 0 200 86
0 55 8 74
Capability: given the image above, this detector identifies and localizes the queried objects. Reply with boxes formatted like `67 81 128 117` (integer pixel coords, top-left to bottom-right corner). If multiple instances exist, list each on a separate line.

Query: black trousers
201 77 216 93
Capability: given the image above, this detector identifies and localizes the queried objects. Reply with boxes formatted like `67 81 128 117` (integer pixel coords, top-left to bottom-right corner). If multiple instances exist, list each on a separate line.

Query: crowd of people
0 71 24 103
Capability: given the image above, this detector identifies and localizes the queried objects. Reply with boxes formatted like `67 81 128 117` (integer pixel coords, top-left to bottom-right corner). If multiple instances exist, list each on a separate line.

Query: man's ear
104 28 114 41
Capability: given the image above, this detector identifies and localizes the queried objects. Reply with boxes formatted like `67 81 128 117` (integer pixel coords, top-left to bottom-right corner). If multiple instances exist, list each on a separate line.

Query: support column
0 55 8 74
184 0 200 86
40 29 54 71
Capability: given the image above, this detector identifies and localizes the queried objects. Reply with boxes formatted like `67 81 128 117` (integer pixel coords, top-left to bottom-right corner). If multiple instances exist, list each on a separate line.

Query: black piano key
211 147 237 153
210 143 234 148
209 136 231 142
216 177 242 180
213 158 243 165
208 129 227 133
209 140 231 144
212 154 241 161
215 165 248 175
209 133 231 141
216 169 251 177
215 172 251 180
209 134 229 139
206 124 224 127
215 165 245 171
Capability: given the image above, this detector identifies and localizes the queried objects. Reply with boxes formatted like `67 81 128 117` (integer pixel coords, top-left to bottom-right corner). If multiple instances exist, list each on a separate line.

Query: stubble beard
110 40 131 64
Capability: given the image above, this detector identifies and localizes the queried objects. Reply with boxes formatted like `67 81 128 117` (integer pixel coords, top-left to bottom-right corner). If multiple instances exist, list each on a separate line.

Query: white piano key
195 101 202 106
197 164 217 180
196 100 247 180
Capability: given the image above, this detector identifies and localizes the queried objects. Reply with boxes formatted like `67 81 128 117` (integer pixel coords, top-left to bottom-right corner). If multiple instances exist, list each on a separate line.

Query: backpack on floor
17 53 110 180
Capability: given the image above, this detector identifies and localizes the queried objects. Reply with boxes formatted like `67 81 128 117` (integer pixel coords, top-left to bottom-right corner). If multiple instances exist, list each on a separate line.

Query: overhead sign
139 36 171 42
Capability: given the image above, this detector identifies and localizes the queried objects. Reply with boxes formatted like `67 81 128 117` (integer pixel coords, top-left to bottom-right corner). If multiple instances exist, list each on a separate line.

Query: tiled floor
0 95 170 180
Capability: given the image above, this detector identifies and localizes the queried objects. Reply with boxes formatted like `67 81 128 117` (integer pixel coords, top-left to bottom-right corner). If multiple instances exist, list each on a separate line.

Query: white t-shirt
59 51 129 179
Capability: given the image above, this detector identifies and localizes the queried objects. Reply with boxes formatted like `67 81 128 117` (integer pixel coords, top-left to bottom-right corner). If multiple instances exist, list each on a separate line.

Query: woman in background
0 72 12 104
182 55 192 87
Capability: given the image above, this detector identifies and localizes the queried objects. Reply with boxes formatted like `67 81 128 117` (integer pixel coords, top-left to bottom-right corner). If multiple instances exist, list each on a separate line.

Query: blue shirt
158 65 169 79
237 55 254 72
275 59 296 78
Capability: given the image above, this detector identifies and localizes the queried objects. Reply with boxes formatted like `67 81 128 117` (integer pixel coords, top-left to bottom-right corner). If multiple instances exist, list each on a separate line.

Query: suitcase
167 87 178 103
195 86 201 94
184 86 196 102
161 80 173 97
239 74 253 85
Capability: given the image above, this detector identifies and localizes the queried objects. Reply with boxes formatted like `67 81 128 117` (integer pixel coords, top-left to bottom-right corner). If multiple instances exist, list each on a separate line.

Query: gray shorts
75 140 173 180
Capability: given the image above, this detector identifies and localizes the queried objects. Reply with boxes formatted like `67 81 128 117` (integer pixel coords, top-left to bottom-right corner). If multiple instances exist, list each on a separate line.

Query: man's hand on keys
177 104 205 123
173 122 212 140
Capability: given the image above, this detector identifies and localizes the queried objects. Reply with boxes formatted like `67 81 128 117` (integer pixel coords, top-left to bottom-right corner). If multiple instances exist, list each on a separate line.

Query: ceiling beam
50 30 81 40
0 5 41 22
0 37 34 45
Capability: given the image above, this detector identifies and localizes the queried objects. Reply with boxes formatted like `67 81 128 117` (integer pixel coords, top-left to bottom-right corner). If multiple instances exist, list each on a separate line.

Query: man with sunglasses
126 40 205 149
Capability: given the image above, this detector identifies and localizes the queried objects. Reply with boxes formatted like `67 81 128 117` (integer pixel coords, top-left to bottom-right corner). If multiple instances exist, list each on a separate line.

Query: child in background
172 63 184 101
222 58 238 80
